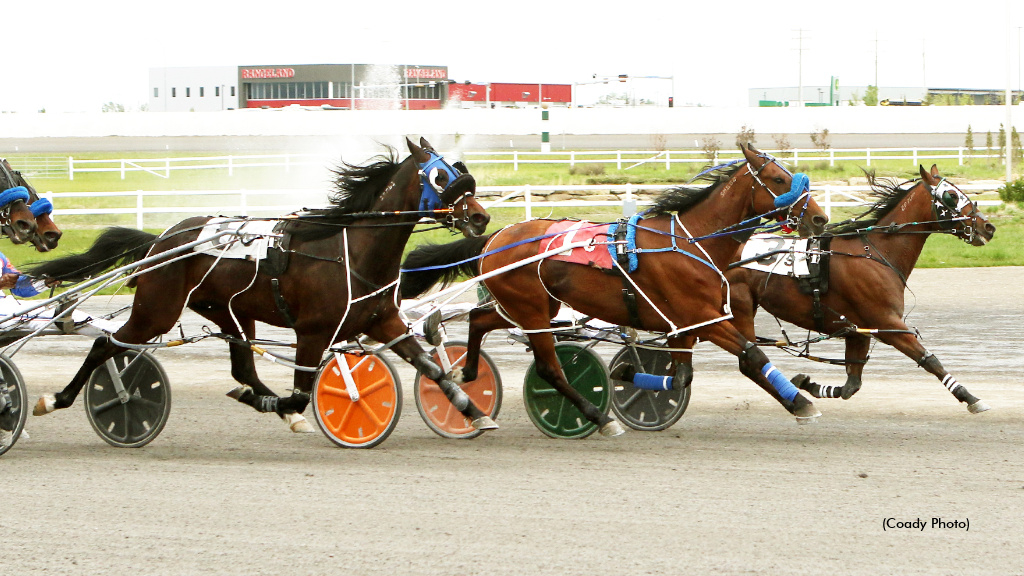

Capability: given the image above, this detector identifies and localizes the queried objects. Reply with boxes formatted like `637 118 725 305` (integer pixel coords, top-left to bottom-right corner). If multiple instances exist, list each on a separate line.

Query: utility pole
793 29 809 106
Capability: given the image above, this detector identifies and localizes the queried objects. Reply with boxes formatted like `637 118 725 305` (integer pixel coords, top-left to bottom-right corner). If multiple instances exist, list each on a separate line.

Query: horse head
919 164 995 246
406 137 490 238
1 160 62 252
0 159 38 245
740 144 829 237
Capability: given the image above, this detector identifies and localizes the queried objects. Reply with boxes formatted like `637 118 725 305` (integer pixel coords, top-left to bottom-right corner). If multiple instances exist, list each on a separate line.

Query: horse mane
826 170 915 234
287 146 404 241
645 161 746 216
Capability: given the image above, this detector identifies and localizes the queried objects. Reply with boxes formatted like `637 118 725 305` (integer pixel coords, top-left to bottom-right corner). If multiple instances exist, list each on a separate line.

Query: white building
149 67 239 112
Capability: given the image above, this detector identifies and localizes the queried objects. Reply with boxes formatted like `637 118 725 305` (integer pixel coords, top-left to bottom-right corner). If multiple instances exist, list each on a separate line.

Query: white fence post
866 148 871 167
829 149 835 167
665 150 670 170
68 157 75 181
958 147 964 166
121 160 126 180
137 191 144 229
570 151 575 168
524 184 532 220
793 150 799 166
616 151 622 170
513 151 519 171
912 148 918 166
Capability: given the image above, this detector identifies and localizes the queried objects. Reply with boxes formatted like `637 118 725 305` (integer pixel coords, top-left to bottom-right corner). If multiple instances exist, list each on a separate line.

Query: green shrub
568 163 605 176
998 178 1024 202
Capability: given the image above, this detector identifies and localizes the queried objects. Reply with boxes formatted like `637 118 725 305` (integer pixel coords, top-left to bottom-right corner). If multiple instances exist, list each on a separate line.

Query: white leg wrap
283 412 314 433
33 395 57 416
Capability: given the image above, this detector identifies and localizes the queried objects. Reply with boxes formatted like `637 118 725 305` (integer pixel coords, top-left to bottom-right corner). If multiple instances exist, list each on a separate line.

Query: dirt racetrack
2 267 1023 575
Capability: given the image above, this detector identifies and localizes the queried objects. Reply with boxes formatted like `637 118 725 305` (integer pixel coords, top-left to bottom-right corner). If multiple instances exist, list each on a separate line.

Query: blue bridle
417 151 465 213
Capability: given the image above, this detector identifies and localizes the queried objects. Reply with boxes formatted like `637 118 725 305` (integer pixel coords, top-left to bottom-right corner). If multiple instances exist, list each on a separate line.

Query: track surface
2 267 1022 575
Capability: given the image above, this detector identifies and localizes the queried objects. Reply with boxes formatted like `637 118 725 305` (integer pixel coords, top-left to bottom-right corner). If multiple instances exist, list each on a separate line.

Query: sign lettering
241 68 296 79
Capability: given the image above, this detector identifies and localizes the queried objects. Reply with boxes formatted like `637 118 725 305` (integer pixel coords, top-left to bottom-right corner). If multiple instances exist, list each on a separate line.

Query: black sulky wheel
84 350 171 448
609 345 690 431
0 354 28 457
523 341 610 439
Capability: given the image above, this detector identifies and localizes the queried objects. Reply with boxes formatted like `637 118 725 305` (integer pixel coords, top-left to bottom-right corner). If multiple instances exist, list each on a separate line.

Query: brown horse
402 144 831 434
0 159 62 252
0 159 39 245
28 138 497 435
727 165 996 412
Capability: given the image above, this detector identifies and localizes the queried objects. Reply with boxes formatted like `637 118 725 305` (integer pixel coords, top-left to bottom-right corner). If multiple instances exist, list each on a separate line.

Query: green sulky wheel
0 354 28 457
84 350 172 448
523 341 610 439
609 346 690 431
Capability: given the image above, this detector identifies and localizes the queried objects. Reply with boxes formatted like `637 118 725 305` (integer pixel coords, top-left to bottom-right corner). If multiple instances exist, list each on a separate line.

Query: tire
84 351 172 448
414 340 502 439
523 341 610 439
609 346 690 431
0 354 28 457
312 351 401 449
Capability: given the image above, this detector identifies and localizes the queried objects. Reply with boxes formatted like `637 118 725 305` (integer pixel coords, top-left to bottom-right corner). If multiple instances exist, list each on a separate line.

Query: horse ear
740 143 758 165
930 164 940 178
419 137 435 152
407 137 428 162
919 164 932 184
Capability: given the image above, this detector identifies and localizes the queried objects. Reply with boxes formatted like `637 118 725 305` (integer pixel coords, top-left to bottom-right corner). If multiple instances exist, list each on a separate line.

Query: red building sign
241 68 296 79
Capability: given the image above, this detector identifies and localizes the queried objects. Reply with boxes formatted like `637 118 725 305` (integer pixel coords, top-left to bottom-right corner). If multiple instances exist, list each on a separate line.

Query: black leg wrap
256 395 279 414
738 342 767 380
672 363 693 390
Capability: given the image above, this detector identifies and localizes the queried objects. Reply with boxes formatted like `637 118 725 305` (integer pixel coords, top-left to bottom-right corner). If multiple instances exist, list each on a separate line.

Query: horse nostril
812 215 829 227
17 220 37 235
985 222 996 235
472 213 490 228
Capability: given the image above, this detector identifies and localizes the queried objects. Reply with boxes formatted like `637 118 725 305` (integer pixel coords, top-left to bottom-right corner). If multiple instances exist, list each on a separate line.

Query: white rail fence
63 147 1008 179
43 184 1003 229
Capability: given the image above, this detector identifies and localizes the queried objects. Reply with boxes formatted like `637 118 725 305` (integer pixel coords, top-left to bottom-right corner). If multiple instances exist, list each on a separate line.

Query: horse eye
773 177 785 185
941 191 957 208
433 170 449 188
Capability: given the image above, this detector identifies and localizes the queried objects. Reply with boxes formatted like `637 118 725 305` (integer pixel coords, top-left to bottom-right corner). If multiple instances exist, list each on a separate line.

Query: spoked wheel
415 340 502 439
84 350 171 448
523 341 610 439
0 354 28 457
313 351 401 449
609 346 690 431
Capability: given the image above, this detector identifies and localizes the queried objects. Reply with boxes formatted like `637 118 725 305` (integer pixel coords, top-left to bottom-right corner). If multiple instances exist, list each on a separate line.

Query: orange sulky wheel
414 340 502 439
313 351 402 449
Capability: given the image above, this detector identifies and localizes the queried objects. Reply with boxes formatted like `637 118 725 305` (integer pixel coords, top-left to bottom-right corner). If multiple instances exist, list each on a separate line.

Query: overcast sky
3 0 1022 113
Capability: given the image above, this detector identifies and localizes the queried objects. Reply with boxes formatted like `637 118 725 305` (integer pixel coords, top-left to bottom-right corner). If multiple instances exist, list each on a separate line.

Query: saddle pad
739 233 814 277
541 220 614 270
193 218 280 261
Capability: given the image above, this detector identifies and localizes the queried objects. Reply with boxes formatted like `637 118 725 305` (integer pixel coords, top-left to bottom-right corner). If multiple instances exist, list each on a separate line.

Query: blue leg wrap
761 362 799 401
631 373 673 391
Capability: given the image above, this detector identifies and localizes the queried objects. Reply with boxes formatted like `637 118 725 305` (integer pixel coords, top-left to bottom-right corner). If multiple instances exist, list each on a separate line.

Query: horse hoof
226 386 252 401
793 403 821 424
33 395 56 416
791 373 811 390
449 367 465 385
600 420 626 437
968 401 990 414
283 412 314 433
471 416 498 431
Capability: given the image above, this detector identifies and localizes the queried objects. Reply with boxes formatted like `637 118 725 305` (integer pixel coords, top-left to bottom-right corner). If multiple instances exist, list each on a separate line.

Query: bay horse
402 144 830 434
1 159 62 252
0 159 39 245
28 138 497 434
727 165 996 412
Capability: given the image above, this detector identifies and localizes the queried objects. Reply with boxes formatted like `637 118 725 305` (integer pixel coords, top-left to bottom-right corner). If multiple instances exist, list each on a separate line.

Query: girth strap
271 278 296 328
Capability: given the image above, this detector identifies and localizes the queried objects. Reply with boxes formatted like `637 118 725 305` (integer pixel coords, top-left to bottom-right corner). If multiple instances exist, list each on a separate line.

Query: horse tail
27 227 157 282
400 234 492 298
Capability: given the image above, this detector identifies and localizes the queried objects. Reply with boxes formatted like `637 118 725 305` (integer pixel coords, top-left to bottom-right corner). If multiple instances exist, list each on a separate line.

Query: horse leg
609 335 695 391
458 305 513 383
798 334 871 400
525 330 624 436
700 321 821 423
34 310 174 415
366 314 498 431
876 330 989 414
208 317 314 433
